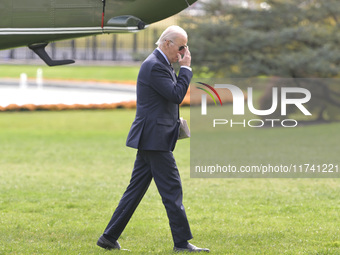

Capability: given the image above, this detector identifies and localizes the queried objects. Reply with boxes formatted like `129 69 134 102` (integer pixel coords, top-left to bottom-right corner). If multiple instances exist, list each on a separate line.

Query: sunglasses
169 40 187 51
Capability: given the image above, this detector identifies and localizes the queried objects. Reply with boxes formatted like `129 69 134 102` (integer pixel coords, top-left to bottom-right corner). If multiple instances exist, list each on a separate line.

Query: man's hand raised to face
178 47 191 67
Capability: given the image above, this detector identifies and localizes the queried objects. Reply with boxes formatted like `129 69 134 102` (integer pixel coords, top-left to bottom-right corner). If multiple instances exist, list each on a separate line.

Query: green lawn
0 65 140 83
0 109 339 254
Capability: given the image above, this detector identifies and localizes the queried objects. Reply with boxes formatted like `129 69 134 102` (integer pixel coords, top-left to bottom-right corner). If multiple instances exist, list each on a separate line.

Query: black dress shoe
97 235 121 250
173 243 210 253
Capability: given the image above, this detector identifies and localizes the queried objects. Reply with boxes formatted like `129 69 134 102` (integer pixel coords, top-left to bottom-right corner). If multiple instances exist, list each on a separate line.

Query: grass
0 65 140 83
0 109 339 254
190 103 340 178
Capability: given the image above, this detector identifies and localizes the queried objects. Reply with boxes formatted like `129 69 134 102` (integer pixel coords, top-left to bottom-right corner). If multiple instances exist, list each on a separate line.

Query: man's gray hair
156 25 188 46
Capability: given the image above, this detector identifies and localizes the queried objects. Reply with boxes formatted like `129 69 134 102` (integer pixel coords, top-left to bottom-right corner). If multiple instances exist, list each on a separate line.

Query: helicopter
0 0 196 66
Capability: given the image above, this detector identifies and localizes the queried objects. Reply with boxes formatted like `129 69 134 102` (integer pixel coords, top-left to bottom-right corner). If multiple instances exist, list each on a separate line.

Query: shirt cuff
180 66 192 72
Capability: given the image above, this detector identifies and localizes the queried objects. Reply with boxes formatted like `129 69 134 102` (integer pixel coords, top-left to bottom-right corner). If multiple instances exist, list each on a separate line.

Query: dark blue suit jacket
126 49 192 151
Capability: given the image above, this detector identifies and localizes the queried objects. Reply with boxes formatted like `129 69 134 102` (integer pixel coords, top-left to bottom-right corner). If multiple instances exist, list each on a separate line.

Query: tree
181 0 340 121
181 0 340 78
258 78 340 122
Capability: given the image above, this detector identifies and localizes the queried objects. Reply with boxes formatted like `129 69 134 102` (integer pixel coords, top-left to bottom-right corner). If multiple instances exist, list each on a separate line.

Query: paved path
0 78 136 107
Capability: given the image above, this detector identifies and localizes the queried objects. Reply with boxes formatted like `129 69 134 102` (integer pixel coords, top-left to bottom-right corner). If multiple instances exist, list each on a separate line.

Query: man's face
164 34 188 64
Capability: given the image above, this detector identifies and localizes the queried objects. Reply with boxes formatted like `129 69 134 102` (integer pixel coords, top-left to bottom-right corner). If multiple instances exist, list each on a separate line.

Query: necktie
169 64 176 81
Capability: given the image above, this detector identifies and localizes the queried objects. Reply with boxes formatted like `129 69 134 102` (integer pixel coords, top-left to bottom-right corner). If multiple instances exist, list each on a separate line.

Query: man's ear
166 40 172 48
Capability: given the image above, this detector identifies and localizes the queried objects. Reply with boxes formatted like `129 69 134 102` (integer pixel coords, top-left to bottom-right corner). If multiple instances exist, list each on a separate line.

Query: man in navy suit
97 26 209 253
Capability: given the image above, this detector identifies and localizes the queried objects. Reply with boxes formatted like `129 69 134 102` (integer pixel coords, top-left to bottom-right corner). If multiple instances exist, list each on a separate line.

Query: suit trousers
103 150 193 244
